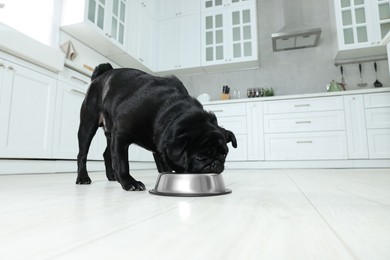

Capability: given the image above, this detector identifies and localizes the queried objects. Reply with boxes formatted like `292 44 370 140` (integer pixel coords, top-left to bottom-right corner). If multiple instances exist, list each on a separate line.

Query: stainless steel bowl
149 173 231 197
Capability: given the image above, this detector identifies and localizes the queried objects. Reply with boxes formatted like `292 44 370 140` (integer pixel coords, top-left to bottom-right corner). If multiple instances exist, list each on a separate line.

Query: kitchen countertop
201 87 390 105
0 22 64 72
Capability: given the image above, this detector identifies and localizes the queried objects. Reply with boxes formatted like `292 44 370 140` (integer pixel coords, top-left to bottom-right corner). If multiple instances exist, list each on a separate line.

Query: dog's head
163 112 237 173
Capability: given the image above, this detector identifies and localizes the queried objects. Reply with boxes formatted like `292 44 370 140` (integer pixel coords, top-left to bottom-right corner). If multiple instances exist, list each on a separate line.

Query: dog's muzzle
201 160 224 174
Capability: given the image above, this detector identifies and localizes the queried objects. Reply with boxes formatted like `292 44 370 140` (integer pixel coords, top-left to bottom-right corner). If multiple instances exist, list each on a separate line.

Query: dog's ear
164 134 190 172
220 128 237 148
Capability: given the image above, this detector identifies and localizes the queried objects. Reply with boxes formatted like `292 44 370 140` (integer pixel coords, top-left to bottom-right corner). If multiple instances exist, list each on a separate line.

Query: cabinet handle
294 104 310 107
295 121 311 124
71 76 89 85
8 66 14 70
71 89 86 95
0 63 4 67
296 140 313 144
210 109 223 113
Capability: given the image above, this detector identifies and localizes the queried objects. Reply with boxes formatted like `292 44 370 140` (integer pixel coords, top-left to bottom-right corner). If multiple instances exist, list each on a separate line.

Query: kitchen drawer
57 68 90 90
367 129 390 159
218 116 246 134
365 107 390 129
364 92 390 108
263 111 345 133
226 134 247 161
263 96 344 114
205 103 246 117
264 131 348 160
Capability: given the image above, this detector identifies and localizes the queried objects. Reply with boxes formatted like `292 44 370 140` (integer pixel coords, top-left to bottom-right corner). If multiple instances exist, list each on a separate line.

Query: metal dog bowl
149 173 231 197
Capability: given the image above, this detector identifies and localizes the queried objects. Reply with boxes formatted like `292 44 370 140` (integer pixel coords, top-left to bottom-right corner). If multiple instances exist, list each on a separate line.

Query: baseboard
1 159 388 175
225 159 390 169
0 159 156 175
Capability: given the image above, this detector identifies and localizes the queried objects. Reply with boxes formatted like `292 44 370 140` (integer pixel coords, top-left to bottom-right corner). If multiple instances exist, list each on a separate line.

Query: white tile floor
0 169 390 260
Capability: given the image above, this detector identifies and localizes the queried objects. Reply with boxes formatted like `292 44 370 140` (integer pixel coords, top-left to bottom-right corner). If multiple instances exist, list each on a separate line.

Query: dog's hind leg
76 102 99 185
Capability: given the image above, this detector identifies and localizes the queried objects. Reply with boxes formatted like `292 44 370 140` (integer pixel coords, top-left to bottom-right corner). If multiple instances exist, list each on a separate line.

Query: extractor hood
272 0 321 52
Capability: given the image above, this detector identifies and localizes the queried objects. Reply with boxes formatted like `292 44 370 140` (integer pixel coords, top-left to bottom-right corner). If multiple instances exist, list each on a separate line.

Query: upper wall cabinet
156 0 201 73
128 0 156 70
61 0 152 72
157 0 200 20
201 1 258 71
63 0 129 49
331 0 390 61
88 0 128 46
202 0 255 11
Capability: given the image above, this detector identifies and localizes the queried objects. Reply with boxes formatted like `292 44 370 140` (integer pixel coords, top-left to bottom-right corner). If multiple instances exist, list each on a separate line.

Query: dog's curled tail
91 63 113 81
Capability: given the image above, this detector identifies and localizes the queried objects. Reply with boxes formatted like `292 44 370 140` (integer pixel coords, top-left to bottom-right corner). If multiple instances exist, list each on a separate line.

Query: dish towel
60 41 77 61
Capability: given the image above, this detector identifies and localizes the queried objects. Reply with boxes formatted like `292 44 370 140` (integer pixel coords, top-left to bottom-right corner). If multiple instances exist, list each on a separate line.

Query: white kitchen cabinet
129 145 154 162
201 2 258 69
128 0 156 69
202 0 255 11
263 95 348 161
61 0 149 71
344 95 369 159
204 103 248 161
246 102 264 161
331 0 390 59
53 69 89 160
62 0 129 49
157 13 201 72
265 131 348 161
158 0 200 20
0 60 57 158
263 111 346 133
367 129 390 158
84 0 129 46
135 0 154 16
0 59 4 101
364 92 390 159
263 96 344 114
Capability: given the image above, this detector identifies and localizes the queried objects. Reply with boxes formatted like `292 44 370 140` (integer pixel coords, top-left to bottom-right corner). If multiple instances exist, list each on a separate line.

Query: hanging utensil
339 65 346 90
357 63 367 87
374 62 383 88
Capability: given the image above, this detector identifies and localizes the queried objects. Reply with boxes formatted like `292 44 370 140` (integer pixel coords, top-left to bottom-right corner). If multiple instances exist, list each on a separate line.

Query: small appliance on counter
326 80 344 92
197 93 211 103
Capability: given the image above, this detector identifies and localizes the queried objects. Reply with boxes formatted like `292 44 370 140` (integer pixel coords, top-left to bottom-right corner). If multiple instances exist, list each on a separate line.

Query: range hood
272 0 321 52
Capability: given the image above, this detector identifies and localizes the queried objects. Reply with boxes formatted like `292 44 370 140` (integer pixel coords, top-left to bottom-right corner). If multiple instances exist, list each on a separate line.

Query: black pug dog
77 63 237 191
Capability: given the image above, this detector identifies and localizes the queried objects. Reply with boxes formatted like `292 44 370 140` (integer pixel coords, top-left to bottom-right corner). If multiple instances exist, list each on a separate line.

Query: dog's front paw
120 180 146 191
76 175 92 184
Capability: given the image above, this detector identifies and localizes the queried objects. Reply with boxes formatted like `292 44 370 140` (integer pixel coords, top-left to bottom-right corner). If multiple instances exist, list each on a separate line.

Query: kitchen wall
178 0 390 100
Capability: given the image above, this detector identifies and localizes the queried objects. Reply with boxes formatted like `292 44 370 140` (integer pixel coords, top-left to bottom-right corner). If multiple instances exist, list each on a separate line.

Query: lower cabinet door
367 129 390 159
0 62 57 158
264 131 348 160
226 134 247 161
52 81 85 159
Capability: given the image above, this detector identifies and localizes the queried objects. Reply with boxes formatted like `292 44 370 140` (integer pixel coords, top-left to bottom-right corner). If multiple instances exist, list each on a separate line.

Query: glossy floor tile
0 169 389 260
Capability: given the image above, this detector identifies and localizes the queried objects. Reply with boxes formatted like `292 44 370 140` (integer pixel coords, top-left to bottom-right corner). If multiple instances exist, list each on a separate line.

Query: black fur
76 63 237 191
